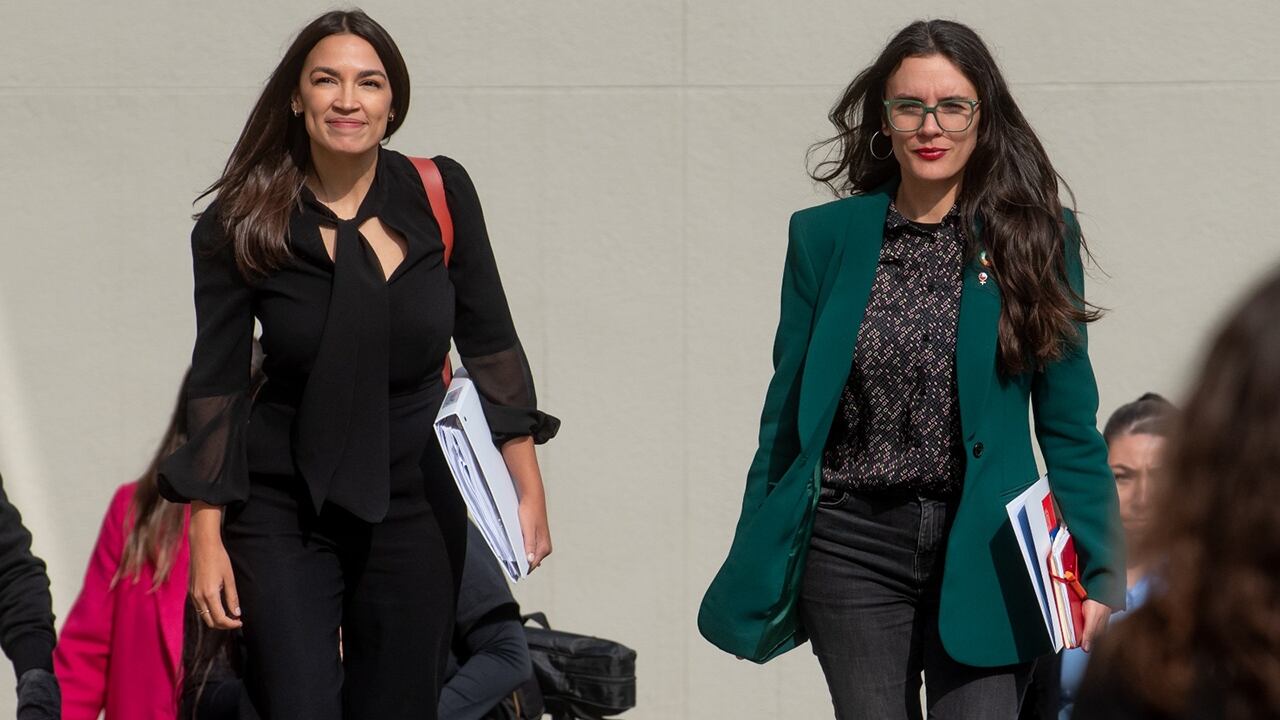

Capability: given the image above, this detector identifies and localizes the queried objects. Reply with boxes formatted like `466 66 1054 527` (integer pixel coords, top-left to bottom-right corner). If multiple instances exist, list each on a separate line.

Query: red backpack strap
408 155 455 385
408 156 454 266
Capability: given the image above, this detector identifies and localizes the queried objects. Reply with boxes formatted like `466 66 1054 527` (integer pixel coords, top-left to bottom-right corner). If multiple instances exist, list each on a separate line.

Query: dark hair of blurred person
1074 268 1280 719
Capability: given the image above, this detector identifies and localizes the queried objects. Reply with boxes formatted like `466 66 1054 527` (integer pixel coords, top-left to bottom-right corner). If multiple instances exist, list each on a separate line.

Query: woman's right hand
189 501 242 629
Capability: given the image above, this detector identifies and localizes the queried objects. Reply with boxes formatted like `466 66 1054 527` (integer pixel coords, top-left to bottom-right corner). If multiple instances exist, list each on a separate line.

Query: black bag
522 612 637 719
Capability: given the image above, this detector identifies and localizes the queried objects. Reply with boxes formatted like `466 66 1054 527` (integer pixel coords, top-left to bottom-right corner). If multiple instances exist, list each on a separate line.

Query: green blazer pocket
698 459 820 663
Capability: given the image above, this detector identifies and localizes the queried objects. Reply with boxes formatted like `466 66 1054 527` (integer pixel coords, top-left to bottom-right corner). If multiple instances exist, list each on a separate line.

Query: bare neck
307 145 380 220
895 175 961 224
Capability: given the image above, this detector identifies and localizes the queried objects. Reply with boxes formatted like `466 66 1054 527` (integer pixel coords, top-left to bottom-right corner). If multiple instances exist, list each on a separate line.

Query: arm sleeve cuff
8 632 54 677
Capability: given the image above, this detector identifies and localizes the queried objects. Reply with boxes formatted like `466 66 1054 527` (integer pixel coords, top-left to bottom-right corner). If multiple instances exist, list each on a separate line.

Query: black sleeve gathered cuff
461 342 559 446
477 399 561 446
157 389 253 506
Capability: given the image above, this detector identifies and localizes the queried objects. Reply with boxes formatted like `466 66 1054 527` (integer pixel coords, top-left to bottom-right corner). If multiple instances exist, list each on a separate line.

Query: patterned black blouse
821 202 966 498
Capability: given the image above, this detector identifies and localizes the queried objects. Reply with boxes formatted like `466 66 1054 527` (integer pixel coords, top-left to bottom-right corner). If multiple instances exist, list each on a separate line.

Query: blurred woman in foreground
1074 267 1280 719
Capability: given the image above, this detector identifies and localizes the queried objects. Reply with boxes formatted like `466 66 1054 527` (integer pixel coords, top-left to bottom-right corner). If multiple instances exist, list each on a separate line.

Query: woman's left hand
518 491 552 572
501 435 552 573
1080 598 1112 653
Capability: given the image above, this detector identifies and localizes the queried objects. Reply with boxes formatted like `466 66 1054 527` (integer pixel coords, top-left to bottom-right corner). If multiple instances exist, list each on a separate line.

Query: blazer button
972 442 985 458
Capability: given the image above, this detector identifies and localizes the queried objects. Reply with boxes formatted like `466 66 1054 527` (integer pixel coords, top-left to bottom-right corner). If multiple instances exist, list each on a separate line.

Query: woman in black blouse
159 10 557 719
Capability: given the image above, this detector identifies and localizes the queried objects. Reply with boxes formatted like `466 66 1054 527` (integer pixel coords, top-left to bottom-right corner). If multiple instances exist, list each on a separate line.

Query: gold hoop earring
869 131 894 161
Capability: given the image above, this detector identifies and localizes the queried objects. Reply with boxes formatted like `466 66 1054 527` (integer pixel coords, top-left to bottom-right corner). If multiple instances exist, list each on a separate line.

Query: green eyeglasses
882 98 980 133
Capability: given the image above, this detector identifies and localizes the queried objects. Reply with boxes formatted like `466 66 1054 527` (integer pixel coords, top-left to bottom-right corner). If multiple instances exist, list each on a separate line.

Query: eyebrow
888 94 973 102
309 66 388 80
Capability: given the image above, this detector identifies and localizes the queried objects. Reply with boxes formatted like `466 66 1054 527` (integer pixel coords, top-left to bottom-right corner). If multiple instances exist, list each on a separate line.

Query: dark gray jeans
800 486 1031 720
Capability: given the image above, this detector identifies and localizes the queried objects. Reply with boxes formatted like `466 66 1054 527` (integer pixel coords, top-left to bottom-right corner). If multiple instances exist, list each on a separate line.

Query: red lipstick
913 147 947 161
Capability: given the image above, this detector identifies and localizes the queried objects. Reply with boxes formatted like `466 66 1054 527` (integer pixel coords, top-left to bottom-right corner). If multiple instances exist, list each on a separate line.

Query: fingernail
528 553 535 564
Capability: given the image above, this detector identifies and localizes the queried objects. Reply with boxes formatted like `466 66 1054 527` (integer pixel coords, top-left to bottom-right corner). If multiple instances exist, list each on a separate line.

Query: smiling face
1108 432 1166 545
882 54 980 187
291 33 393 159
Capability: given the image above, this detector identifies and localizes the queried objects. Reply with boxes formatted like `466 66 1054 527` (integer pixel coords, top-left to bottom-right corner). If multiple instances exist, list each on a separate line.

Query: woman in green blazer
699 20 1124 719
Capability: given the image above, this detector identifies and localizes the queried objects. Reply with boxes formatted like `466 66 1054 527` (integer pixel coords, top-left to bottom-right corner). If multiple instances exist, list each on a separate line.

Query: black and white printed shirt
821 202 966 498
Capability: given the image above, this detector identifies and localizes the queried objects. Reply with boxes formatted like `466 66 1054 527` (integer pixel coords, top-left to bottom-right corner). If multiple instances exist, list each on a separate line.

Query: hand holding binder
1005 475 1088 651
434 369 531 582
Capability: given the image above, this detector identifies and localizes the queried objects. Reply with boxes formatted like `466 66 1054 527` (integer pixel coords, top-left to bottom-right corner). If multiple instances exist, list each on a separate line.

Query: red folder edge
1050 531 1088 649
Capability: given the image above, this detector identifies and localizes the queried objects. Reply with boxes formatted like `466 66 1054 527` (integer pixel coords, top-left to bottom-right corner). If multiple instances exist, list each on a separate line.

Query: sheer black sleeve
158 207 255 505
435 156 560 445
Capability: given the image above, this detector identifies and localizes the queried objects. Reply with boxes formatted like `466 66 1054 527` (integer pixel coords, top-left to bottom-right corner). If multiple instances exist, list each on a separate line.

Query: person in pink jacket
55 377 194 719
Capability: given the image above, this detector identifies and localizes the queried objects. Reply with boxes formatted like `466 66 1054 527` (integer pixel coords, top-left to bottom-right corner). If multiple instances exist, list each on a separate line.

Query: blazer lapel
955 243 1001 441
797 187 893 448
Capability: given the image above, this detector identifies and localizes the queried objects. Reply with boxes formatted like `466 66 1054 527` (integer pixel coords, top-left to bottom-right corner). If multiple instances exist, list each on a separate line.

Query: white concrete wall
1 1 1277 716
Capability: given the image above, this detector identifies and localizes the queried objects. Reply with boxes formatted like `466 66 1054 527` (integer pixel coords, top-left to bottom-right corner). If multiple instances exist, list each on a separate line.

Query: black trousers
224 458 465 719
800 486 1032 720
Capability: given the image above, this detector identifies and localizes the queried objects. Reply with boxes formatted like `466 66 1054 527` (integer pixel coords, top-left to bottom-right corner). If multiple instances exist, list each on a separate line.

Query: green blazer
698 183 1125 667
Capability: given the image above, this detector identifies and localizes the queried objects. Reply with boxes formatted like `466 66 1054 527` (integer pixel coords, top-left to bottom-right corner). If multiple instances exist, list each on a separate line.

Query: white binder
434 369 529 582
1005 474 1065 652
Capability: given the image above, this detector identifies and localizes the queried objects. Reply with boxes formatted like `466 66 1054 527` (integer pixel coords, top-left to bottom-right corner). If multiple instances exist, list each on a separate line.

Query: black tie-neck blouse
160 149 558 523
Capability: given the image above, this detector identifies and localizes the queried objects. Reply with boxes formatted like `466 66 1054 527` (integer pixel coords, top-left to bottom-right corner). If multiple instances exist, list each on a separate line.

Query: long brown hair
116 373 192 589
809 20 1101 375
1095 267 1280 718
197 9 410 278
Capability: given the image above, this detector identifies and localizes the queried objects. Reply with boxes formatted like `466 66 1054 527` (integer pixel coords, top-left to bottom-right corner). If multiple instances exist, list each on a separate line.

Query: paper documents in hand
1005 475 1087 652
434 369 529 582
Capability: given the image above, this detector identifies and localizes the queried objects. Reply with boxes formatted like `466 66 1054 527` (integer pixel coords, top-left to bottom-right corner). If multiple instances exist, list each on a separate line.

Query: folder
1049 526 1087 649
1005 475 1087 652
434 369 530 582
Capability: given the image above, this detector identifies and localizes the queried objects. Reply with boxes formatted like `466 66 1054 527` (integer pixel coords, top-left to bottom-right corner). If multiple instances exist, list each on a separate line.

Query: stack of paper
434 369 529 582
1004 475 1085 652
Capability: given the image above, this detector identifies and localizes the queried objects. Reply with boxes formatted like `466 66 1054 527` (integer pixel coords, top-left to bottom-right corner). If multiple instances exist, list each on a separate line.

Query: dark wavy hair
197 9 410 278
1091 267 1280 718
809 19 1100 375
1102 392 1177 444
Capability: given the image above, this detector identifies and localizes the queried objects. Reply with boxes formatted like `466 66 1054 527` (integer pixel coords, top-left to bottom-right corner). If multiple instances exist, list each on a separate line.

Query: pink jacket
55 482 190 719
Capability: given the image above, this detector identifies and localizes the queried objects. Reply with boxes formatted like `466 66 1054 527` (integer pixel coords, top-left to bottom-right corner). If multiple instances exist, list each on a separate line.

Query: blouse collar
885 201 962 235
